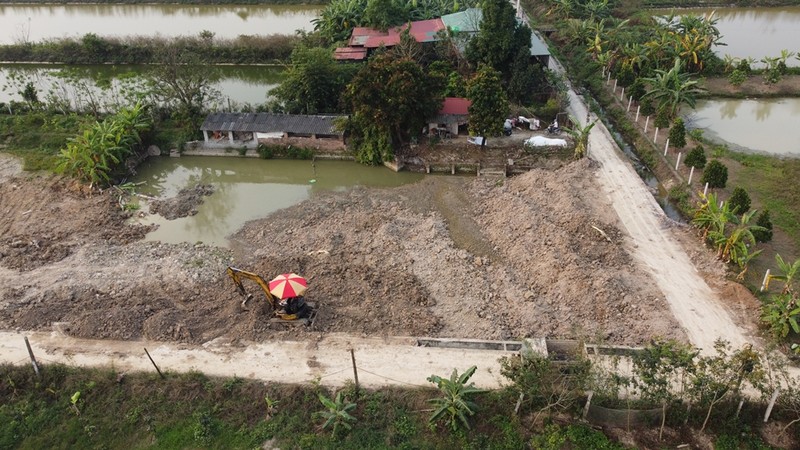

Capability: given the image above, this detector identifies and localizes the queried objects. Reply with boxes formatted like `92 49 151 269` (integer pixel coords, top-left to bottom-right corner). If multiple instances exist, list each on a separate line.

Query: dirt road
555 65 751 354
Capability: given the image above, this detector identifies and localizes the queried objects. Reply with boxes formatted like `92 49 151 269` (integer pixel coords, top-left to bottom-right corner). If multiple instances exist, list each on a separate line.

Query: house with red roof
334 18 446 61
427 97 471 138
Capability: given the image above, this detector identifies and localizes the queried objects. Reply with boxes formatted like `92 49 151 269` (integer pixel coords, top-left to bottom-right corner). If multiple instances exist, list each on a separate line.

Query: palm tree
642 58 706 120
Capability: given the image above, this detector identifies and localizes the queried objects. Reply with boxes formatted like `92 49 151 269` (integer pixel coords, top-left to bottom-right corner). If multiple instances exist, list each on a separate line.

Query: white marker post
675 152 681 170
607 71 611 84
664 139 670 156
654 127 659 143
627 96 633 112
635 105 640 122
761 269 771 292
644 116 649 133
620 87 625 100
613 79 617 92
688 166 694 184
703 182 709 196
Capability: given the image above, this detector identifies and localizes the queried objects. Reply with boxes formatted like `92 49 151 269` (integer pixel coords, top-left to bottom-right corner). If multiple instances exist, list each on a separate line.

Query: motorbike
546 124 561 135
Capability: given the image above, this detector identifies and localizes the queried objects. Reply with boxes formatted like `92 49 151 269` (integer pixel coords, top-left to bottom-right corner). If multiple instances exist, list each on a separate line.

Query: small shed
528 29 551 67
428 97 471 138
200 113 345 146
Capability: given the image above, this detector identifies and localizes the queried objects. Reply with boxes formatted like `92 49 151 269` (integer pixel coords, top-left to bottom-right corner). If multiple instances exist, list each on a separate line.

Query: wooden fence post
350 349 360 395
24 337 40 377
144 348 165 379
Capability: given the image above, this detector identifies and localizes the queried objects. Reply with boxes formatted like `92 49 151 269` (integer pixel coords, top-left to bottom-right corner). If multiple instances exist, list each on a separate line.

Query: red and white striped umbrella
268 273 308 299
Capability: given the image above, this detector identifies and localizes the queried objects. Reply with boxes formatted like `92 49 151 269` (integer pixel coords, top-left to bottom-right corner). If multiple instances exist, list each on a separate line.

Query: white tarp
256 132 284 139
524 135 568 148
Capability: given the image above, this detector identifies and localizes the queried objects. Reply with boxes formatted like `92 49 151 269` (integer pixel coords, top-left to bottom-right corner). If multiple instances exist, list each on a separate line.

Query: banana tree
767 254 800 295
692 192 732 241
717 210 764 263
566 116 597 159
642 58 706 121
427 366 486 431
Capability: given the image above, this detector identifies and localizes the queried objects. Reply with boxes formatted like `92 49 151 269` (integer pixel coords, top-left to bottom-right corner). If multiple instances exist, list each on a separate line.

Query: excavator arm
226 266 278 309
226 266 313 322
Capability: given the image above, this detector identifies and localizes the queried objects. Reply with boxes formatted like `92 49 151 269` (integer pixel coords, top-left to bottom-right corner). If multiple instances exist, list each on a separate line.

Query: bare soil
0 151 684 346
148 183 215 219
702 74 800 97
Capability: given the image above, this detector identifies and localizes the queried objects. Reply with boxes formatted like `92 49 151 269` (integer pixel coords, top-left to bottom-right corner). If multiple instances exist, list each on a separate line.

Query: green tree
465 0 531 80
467 65 509 138
701 159 728 188
684 145 706 169
316 392 357 437
668 117 687 149
271 45 356 114
427 366 486 431
312 0 368 43
345 54 444 163
363 0 406 31
727 187 751 214
500 342 591 422
689 341 763 432
20 81 39 109
508 47 540 105
632 339 697 440
752 209 773 243
146 48 219 119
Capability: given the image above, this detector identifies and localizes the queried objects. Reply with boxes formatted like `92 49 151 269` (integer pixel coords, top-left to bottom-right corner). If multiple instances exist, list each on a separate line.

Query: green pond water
131 156 424 247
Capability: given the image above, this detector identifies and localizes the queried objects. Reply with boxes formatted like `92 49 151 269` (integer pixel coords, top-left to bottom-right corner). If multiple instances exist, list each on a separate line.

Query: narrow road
1 330 514 388
550 58 751 354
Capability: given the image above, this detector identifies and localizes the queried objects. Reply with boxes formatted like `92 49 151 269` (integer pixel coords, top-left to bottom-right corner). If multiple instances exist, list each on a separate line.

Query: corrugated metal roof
348 19 446 49
441 8 482 34
334 47 368 61
439 97 471 116
528 29 550 56
201 113 345 136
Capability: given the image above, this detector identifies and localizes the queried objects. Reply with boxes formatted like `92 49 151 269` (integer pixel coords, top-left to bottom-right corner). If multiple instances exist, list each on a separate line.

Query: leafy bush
684 145 707 169
668 117 687 149
728 69 747 86
753 210 773 243
701 160 728 188
727 187 751 214
654 106 670 129
316 392 357 437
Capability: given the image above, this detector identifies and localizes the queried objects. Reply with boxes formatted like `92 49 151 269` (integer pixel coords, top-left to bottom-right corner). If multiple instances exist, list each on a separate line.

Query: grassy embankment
0 0 327 4
0 363 622 449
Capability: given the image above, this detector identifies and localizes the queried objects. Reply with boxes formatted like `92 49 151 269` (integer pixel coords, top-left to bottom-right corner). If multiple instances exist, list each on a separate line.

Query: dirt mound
0 160 685 346
0 175 151 270
149 183 215 219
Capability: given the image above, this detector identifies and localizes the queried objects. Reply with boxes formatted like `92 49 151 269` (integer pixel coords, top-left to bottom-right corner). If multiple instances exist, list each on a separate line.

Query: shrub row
0 34 298 64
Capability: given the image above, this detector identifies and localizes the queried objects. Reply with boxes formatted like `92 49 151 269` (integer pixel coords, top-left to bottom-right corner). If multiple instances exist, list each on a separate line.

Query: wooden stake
735 399 744 418
582 391 594 419
514 392 524 415
24 336 40 377
764 388 780 422
144 348 165 379
350 349 359 394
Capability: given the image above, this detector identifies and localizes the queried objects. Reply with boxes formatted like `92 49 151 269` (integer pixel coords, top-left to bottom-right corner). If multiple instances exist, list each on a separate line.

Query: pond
660 7 800 66
0 3 320 44
0 64 285 107
686 98 800 157
131 157 424 247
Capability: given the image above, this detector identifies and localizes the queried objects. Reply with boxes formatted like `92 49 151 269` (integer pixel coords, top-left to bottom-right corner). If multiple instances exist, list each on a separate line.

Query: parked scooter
546 121 561 135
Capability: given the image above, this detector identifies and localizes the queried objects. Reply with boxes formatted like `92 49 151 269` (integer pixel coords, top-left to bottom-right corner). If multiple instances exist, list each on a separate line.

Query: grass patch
720 149 800 249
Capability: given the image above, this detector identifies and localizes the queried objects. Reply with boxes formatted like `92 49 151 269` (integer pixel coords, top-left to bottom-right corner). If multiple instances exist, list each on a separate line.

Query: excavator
226 266 315 324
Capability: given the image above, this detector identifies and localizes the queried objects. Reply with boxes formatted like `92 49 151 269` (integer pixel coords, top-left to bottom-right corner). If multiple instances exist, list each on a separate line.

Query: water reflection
0 4 320 44
132 157 424 247
689 98 800 156
0 64 284 107
663 7 800 66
